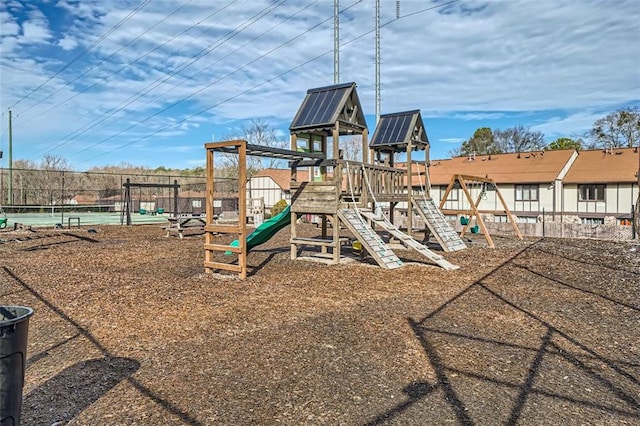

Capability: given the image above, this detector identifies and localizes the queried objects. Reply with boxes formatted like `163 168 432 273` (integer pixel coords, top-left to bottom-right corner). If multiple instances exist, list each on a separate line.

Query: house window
582 217 604 225
213 200 222 208
517 216 537 224
579 184 605 201
192 200 202 208
515 184 538 201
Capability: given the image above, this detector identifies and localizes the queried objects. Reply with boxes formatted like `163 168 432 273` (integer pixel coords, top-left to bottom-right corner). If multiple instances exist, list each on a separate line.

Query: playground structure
203 82 468 279
122 178 179 225
439 174 523 248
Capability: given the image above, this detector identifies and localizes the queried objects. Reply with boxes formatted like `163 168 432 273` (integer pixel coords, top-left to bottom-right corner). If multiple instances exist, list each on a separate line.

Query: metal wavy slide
227 205 291 254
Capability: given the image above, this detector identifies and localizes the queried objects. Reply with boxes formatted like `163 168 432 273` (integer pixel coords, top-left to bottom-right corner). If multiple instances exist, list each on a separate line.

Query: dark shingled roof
369 110 429 152
289 82 367 133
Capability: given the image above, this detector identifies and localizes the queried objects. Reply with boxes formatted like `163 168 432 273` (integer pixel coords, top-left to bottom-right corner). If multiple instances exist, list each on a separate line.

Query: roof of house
425 149 577 186
289 82 367 133
369 110 429 153
563 148 639 183
251 168 311 190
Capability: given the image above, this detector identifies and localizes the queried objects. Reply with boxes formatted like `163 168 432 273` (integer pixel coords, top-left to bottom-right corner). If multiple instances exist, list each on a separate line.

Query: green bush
271 199 288 217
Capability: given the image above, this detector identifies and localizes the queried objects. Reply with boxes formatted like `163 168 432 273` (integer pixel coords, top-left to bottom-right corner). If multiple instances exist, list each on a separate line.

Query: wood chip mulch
1 224 639 425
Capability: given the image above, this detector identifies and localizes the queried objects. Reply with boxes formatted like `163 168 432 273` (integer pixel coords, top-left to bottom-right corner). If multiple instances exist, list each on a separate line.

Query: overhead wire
70 0 366 163
27 0 454 166
75 0 453 165
30 0 261 158
15 0 196 120
18 0 244 136
117 0 321 120
9 0 152 110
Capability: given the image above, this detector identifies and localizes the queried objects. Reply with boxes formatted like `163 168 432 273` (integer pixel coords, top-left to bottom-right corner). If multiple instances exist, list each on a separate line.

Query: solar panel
370 110 430 152
290 83 353 130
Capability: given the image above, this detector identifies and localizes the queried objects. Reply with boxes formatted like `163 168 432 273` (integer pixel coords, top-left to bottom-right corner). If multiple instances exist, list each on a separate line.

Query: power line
29 0 254 159
16 0 244 132
77 1 463 166
16 0 196 120
69 1 365 163
37 0 450 167
9 0 152 110
43 0 283 159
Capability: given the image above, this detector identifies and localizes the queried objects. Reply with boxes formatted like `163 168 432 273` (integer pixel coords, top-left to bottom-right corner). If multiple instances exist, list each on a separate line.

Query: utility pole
8 109 12 205
375 0 380 125
334 0 339 84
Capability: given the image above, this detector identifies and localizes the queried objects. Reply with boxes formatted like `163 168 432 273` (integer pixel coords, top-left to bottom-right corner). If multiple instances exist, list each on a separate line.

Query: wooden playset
203 82 469 279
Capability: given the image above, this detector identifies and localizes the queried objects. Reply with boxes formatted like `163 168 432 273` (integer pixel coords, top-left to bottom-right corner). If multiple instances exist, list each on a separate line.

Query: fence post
542 208 545 238
632 204 636 240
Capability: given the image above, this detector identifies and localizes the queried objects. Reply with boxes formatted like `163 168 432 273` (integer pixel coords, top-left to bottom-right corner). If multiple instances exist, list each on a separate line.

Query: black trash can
0 306 34 426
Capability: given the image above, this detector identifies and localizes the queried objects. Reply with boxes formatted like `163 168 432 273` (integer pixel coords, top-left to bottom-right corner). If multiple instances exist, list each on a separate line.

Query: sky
0 0 639 171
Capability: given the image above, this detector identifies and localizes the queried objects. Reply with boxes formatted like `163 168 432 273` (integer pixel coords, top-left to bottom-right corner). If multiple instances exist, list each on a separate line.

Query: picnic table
165 214 209 238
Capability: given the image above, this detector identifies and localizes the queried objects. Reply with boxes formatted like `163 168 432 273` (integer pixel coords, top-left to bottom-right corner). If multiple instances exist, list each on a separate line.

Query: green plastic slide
226 205 291 254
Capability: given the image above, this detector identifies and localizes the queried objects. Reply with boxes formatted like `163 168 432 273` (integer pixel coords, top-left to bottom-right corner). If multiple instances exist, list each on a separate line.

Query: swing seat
0 218 6 229
139 208 147 215
470 225 479 234
156 208 164 215
460 216 469 225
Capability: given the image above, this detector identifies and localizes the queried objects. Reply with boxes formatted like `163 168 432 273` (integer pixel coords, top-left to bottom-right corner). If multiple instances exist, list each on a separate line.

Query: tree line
451 106 639 156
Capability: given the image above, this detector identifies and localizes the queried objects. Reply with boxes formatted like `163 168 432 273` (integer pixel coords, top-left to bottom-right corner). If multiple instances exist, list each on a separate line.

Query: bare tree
341 136 363 161
218 119 287 178
589 107 640 149
494 125 545 153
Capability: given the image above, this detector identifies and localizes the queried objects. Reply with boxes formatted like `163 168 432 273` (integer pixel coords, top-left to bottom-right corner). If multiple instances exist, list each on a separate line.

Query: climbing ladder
337 208 403 270
412 197 467 252
359 209 459 271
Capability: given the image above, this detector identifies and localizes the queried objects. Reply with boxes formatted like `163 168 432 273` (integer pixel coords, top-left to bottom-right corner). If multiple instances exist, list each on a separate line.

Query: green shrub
271 199 288 217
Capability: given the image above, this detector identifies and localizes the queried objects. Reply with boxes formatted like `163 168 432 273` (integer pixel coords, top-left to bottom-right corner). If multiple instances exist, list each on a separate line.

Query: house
245 148 639 227
425 148 639 225
247 169 311 209
425 149 578 223
561 147 639 224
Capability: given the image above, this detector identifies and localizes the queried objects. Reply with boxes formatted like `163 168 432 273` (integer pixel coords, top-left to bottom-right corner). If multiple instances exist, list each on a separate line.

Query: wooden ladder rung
204 261 242 273
204 243 241 253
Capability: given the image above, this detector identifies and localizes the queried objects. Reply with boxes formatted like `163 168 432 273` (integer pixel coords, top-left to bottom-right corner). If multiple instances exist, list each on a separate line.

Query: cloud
57 35 78 50
0 0 638 169
531 111 605 137
439 137 466 144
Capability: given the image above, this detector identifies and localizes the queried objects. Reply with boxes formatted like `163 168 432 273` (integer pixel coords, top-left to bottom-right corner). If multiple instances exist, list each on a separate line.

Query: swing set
439 174 523 248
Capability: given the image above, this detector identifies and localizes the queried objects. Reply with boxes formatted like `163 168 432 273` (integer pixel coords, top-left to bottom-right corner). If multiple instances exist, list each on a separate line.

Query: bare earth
1 224 639 425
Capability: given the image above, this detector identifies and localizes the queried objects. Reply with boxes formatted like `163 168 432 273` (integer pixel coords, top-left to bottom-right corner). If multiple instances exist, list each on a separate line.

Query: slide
226 206 291 254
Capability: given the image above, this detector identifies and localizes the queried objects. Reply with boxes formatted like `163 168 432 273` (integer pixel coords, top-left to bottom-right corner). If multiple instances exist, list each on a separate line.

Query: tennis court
1 210 168 228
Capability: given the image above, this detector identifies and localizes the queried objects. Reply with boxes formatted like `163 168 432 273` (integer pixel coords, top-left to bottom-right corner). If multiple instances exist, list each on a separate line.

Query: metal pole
375 0 380 124
8 109 13 205
61 172 65 226
334 0 339 84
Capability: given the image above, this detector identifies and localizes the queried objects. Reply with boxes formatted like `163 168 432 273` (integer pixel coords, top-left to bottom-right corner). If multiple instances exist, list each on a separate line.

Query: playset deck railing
338 160 406 204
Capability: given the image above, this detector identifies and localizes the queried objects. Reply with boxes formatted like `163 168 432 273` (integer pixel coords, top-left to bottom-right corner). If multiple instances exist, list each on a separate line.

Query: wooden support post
362 128 369 164
406 141 413 237
290 133 298 261
205 148 215 271
333 213 340 264
238 142 247 279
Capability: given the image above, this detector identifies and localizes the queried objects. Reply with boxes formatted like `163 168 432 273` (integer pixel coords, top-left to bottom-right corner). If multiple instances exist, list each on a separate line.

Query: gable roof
252 168 291 190
289 82 367 133
251 168 312 191
563 148 639 183
425 149 577 186
370 110 429 152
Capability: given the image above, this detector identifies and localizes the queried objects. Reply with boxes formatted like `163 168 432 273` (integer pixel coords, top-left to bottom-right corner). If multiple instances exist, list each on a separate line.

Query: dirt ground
1 223 639 425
